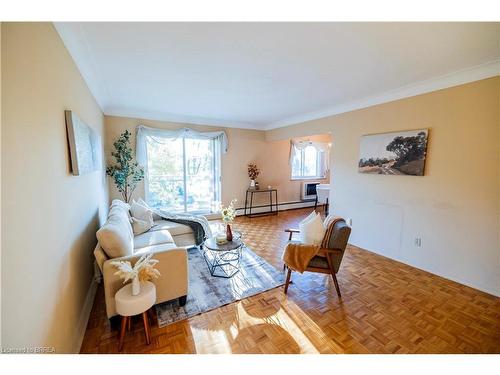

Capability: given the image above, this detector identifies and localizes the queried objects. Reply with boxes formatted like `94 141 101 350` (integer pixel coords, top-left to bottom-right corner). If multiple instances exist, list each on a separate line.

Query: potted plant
247 163 260 189
106 130 144 203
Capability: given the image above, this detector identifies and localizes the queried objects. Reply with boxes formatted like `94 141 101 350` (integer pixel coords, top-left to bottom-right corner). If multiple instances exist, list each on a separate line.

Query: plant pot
131 276 140 296
249 179 256 188
226 224 233 242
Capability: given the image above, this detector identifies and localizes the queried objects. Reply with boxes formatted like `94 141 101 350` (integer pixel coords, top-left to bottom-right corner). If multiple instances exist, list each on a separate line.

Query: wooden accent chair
284 219 351 297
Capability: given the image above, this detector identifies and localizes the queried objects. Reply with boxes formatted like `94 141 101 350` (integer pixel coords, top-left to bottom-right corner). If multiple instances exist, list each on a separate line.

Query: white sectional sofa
94 200 195 319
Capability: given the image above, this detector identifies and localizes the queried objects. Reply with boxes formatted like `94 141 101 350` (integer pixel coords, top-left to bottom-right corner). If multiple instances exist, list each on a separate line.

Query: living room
1 1 499 372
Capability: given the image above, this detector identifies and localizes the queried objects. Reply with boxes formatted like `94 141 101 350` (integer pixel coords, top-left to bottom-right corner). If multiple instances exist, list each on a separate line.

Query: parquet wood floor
80 208 500 354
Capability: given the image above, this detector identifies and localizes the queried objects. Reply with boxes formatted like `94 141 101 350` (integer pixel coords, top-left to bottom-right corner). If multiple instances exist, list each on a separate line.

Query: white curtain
289 139 330 173
136 125 228 166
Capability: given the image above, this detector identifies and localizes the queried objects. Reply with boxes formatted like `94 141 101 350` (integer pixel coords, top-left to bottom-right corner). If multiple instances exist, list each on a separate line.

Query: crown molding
55 20 499 133
263 60 500 130
54 22 110 112
104 107 263 130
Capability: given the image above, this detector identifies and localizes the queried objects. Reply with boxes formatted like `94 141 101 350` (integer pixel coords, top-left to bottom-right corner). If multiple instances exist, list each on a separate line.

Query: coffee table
202 231 243 278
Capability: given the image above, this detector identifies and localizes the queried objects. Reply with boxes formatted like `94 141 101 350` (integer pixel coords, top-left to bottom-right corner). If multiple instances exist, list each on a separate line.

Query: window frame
290 146 326 180
143 135 222 214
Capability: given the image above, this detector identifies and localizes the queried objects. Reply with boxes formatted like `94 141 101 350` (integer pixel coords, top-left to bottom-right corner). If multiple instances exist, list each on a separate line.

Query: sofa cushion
171 233 196 247
133 243 178 256
96 209 134 259
150 220 192 236
111 199 131 212
307 255 329 269
109 205 134 239
134 229 175 249
94 245 109 272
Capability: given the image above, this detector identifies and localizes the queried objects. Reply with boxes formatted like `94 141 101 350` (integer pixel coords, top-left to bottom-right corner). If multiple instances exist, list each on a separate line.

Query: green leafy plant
106 130 144 203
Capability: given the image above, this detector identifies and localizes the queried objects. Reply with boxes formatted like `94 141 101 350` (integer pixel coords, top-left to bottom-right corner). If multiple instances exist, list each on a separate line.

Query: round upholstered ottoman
115 281 156 351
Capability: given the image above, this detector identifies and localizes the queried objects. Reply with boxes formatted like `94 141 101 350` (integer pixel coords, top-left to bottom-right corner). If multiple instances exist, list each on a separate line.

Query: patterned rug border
155 246 285 328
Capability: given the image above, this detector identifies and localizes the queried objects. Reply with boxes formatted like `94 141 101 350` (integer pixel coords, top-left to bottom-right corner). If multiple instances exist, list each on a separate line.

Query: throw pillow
299 211 317 232
130 199 154 223
130 216 153 235
301 211 317 225
299 212 326 245
137 198 162 221
296 211 318 240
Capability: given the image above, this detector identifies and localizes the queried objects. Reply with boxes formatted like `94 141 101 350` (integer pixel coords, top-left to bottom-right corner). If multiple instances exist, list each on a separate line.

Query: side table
115 280 156 351
244 188 278 218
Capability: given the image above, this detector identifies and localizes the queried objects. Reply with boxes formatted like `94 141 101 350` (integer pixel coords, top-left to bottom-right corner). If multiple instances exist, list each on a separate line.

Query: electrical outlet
414 237 422 247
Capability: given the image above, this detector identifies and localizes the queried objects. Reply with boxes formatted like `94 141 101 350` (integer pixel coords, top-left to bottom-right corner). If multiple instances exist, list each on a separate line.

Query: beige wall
1 23 108 352
267 77 500 296
105 116 329 208
105 116 267 207
257 134 331 203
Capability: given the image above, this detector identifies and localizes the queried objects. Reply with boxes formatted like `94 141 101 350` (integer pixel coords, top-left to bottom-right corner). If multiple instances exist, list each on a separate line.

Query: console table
244 188 278 218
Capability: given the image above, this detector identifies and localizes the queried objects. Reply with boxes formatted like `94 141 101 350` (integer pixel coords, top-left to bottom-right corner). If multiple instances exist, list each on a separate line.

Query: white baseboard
235 199 317 216
73 278 98 353
204 200 320 220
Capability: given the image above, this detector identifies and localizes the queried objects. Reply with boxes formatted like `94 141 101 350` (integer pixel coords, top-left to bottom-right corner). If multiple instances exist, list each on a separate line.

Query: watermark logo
1 346 56 354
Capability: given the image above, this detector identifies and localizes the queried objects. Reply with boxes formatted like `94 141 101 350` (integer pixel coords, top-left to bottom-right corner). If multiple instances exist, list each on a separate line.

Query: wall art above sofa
65 110 101 175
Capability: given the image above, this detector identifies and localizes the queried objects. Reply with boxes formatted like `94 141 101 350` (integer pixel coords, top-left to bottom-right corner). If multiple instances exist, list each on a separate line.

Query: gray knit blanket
155 210 212 246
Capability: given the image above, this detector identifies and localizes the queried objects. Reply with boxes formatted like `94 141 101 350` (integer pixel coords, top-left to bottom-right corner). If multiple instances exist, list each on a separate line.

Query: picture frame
65 110 101 175
358 129 429 176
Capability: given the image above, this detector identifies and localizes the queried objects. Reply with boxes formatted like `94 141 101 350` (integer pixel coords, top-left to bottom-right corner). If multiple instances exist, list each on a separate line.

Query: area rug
155 246 285 327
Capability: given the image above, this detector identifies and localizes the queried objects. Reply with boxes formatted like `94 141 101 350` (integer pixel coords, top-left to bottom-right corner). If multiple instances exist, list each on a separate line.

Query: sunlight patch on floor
189 298 321 353
279 296 347 353
190 326 233 353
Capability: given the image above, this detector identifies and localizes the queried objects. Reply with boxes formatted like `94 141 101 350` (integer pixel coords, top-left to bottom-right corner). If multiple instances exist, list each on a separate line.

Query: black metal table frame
314 196 330 216
202 244 244 278
244 189 278 218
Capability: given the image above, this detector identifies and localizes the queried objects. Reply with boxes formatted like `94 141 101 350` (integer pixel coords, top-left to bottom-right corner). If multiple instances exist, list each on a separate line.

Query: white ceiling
55 22 500 130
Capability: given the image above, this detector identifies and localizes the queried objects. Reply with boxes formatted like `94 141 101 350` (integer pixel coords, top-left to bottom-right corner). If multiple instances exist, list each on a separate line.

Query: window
145 136 221 213
291 145 327 179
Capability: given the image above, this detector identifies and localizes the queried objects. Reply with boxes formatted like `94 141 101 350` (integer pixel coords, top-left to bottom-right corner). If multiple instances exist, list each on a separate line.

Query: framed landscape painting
65 110 101 175
358 129 429 176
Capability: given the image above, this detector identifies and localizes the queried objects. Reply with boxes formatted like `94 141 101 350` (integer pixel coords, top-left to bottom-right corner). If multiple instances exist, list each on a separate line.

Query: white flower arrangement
220 199 237 223
110 253 161 284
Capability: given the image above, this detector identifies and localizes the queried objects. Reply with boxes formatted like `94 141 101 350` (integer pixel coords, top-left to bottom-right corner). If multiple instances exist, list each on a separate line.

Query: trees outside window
146 137 220 213
291 145 325 179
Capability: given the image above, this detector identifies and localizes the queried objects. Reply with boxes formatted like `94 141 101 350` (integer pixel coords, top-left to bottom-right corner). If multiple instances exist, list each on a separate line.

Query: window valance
289 139 330 172
136 125 228 166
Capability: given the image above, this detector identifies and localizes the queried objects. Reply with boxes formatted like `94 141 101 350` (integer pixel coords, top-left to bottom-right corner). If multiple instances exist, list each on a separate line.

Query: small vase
131 275 140 296
226 224 233 242
250 179 256 189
